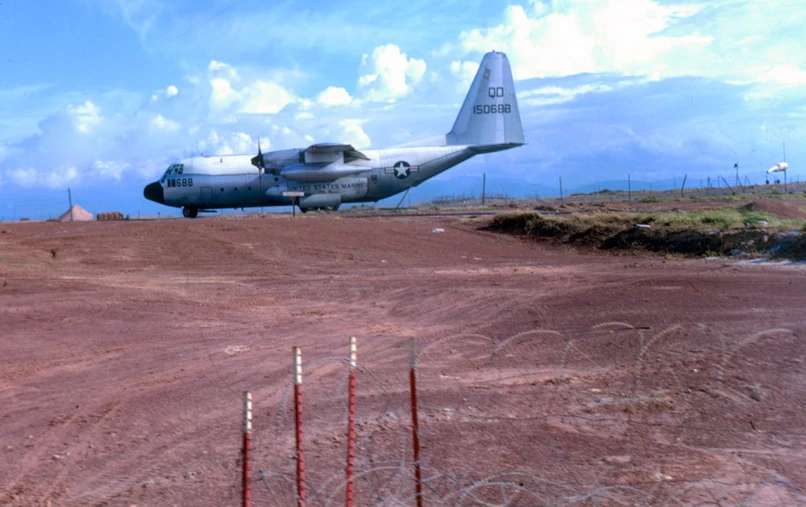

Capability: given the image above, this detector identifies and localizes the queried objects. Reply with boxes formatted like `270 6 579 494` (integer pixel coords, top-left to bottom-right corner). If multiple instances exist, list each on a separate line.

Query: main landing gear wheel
182 206 199 218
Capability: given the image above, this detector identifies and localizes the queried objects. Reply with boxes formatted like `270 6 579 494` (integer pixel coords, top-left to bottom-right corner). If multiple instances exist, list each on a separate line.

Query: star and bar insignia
385 160 420 179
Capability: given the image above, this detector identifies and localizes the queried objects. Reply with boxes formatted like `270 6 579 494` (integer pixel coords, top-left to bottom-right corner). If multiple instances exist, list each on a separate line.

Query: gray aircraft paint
143 51 524 217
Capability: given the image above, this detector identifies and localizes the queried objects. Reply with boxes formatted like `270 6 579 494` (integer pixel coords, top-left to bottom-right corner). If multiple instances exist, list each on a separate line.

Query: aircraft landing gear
182 206 199 218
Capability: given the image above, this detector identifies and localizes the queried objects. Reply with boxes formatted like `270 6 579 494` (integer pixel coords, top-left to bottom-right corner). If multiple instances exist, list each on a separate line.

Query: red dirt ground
1 212 804 506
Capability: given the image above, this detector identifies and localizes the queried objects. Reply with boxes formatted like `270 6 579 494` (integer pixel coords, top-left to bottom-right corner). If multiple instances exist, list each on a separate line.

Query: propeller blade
250 138 265 169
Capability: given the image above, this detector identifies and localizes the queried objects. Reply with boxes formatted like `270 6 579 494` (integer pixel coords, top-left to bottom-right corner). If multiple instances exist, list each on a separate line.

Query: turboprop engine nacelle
281 163 369 183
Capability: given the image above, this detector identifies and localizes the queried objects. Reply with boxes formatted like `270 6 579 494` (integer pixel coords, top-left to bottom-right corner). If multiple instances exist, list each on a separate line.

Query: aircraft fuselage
146 144 516 213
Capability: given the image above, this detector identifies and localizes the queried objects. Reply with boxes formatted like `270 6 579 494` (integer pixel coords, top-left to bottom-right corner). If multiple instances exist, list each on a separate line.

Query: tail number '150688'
168 178 193 188
474 104 511 114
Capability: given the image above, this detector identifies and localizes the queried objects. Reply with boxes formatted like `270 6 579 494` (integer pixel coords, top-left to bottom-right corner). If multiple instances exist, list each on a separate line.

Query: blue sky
1 0 804 218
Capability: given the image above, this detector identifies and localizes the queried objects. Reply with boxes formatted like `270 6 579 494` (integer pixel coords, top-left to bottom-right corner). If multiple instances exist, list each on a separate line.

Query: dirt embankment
486 200 806 259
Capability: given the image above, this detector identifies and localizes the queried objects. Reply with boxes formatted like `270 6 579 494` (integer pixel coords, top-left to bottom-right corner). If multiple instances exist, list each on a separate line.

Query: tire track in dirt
2 400 124 505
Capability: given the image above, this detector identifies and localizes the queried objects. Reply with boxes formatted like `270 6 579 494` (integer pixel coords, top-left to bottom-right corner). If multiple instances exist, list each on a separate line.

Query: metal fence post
409 338 424 507
346 337 357 507
242 391 252 507
294 347 306 507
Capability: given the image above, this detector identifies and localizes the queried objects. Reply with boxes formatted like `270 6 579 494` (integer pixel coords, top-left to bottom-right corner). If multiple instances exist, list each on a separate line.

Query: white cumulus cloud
359 44 426 102
152 84 179 102
210 77 238 111
239 81 296 114
66 100 103 133
5 167 37 187
449 60 480 91
6 166 79 189
196 130 262 155
752 65 806 86
208 60 239 79
150 113 180 132
208 61 296 117
520 83 618 106
337 119 371 148
316 86 353 106
456 0 710 80
91 160 130 180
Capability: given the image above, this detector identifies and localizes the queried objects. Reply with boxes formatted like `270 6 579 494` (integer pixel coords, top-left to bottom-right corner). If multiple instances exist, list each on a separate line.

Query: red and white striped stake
409 338 424 507
293 347 307 507
345 337 357 507
242 391 252 507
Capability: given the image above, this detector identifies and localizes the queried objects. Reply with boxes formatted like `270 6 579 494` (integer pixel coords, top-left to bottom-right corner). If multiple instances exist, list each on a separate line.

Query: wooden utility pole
481 173 486 206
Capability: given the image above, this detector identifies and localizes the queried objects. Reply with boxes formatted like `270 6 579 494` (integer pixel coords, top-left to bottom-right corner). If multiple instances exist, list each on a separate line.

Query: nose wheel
182 206 199 218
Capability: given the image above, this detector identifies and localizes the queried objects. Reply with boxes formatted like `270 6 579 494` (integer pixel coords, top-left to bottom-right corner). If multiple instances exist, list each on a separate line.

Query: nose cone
143 181 164 204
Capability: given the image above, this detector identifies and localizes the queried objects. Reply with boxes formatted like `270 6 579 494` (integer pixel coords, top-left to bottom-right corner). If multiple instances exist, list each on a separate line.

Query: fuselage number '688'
168 178 193 188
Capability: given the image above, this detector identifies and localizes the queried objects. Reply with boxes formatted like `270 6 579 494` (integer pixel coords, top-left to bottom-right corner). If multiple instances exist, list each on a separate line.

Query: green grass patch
633 207 800 231
490 205 806 236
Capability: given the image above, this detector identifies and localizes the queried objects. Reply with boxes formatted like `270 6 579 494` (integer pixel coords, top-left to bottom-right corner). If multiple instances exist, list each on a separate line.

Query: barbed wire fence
239 322 804 506
422 177 806 210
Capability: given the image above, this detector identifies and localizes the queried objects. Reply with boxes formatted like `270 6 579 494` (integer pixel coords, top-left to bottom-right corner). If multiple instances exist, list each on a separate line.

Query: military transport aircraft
143 51 524 217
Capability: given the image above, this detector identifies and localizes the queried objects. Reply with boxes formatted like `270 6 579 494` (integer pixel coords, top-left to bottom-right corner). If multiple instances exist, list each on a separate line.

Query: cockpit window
160 163 185 183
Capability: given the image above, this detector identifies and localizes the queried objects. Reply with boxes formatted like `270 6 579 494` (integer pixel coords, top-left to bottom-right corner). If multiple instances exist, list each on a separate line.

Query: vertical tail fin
446 51 524 148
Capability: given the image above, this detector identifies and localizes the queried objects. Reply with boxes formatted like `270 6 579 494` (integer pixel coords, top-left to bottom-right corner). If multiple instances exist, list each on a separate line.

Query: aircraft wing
304 143 370 163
